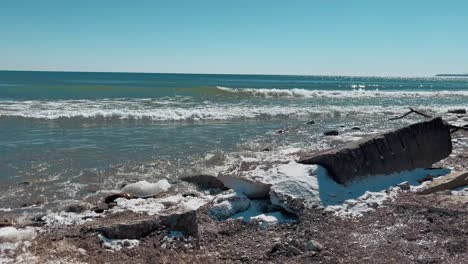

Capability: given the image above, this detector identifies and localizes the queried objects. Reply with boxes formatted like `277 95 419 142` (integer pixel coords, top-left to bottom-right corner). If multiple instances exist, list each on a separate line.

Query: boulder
160 210 198 238
94 210 198 239
95 219 160 239
300 118 452 184
121 179 171 198
417 171 468 195
180 174 227 190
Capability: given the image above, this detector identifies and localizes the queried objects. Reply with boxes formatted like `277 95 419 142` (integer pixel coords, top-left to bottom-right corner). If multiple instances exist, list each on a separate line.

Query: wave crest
216 86 468 98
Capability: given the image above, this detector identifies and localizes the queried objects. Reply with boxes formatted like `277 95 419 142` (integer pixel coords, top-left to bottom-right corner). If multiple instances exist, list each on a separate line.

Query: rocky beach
1 114 467 264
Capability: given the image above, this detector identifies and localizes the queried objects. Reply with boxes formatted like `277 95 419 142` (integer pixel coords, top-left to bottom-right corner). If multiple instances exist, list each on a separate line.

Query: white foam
216 86 468 98
0 98 465 121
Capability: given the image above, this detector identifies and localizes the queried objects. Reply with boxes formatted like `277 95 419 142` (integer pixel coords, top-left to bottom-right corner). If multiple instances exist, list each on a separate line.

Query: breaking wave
0 98 462 121
215 86 468 98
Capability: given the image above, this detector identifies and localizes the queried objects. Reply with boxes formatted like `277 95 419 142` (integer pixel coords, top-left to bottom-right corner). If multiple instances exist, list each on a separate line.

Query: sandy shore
1 131 467 264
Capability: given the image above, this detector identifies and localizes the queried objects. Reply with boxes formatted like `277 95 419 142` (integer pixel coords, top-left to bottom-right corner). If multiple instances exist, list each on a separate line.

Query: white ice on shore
121 179 171 197
230 199 295 228
0 227 37 263
111 193 212 216
0 227 36 243
219 159 450 217
43 211 99 226
99 234 139 251
209 190 251 220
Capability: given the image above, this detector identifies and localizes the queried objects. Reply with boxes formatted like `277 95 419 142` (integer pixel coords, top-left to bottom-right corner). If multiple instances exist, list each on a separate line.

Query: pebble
306 239 324 252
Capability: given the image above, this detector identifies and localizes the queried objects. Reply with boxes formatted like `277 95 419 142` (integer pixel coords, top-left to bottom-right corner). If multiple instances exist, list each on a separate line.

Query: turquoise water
0 71 467 211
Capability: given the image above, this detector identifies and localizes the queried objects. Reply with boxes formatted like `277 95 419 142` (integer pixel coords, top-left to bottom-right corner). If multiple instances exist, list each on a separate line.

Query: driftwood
300 118 452 184
389 108 467 134
389 108 432 120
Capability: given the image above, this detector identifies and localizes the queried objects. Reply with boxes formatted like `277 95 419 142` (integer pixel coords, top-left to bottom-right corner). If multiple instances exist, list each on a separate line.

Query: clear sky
1 0 467 76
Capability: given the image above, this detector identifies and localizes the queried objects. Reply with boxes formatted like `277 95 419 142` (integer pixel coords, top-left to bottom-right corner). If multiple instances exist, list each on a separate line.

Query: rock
418 175 434 183
306 240 324 252
180 174 227 190
0 221 11 228
92 203 110 213
300 118 452 184
324 130 339 136
121 179 171 198
277 129 284 134
209 190 251 220
94 219 161 239
448 109 466 114
351 127 361 131
306 120 315 125
417 171 468 195
287 245 302 255
261 147 271 152
397 181 411 191
60 202 91 213
160 210 198 238
104 193 134 204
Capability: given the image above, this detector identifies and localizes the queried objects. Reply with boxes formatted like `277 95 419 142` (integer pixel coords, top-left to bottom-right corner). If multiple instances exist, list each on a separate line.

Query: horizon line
0 69 464 79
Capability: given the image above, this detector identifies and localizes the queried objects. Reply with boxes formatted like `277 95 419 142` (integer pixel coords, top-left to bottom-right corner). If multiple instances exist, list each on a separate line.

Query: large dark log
299 118 452 185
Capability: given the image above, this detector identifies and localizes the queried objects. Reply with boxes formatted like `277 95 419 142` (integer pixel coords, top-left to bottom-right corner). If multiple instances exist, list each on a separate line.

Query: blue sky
1 1 467 76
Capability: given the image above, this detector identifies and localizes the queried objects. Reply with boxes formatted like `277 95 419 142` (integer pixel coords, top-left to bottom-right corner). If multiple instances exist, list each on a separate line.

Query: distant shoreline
435 74 468 77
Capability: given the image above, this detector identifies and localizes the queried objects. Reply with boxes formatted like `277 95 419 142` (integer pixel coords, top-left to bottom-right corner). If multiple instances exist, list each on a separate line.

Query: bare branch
389 108 433 121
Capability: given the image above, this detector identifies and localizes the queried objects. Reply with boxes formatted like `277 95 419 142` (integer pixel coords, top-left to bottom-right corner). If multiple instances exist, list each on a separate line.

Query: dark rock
61 202 91 213
180 174 227 190
306 120 315 125
91 203 110 213
448 109 466 114
351 127 361 131
160 210 198 238
262 147 271 152
277 129 284 134
339 125 345 128
95 219 161 239
0 220 11 227
300 118 452 184
30 214 46 223
418 175 434 183
104 193 134 204
397 181 411 191
417 171 468 195
324 130 339 136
